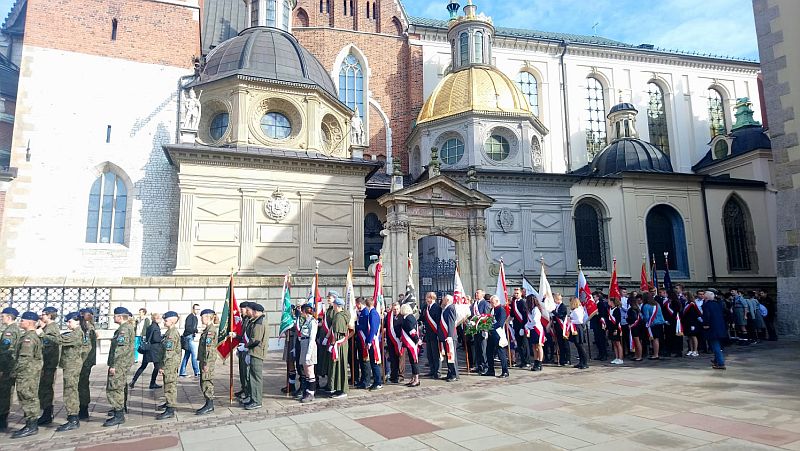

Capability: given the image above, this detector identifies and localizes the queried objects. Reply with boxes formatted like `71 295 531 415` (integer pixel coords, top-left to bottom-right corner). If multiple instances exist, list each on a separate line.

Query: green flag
279 274 294 335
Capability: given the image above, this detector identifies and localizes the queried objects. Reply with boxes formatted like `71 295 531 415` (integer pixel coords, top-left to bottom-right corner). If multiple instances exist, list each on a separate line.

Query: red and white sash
328 335 347 361
511 298 524 323
439 337 456 364
358 330 368 359
370 333 382 364
387 314 402 355
646 304 659 339
629 315 641 350
675 312 684 336
534 324 545 345
424 309 438 335
607 308 621 336
320 313 331 345
401 328 419 362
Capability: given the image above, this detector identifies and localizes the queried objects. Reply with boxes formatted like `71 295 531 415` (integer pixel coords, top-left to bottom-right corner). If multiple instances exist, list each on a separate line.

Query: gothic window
516 71 539 116
86 169 127 245
266 0 277 27
574 202 606 270
373 2 378 20
459 32 469 66
647 82 670 155
209 112 229 140
296 7 309 26
440 138 464 165
260 112 292 139
338 54 365 121
474 31 483 63
584 76 607 161
724 198 753 271
350 0 354 16
707 88 727 138
484 135 510 161
646 204 689 276
366 2 370 18
343 0 347 15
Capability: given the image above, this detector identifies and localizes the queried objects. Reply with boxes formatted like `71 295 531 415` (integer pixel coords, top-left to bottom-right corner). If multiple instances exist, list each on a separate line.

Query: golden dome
417 65 531 125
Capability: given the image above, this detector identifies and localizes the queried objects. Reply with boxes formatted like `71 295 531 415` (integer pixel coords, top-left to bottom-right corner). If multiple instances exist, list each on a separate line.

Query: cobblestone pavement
1 339 799 450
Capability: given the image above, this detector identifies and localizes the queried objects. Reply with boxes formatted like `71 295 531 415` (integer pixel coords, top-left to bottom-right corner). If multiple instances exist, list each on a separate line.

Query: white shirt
620 297 629 325
526 306 543 330
136 318 147 335
570 305 587 325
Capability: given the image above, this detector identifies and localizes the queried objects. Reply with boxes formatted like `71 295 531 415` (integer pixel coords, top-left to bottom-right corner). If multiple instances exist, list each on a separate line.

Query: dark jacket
182 313 198 338
511 297 528 329
703 299 728 340
439 304 457 341
491 306 507 342
421 302 441 339
145 322 163 362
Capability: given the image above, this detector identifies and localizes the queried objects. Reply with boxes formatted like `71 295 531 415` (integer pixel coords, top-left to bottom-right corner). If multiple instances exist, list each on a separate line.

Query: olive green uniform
247 315 267 404
59 327 85 416
106 320 135 410
0 322 21 418
38 321 61 410
328 310 350 394
79 321 96 409
316 307 335 381
198 325 218 400
238 316 250 396
160 325 181 407
14 330 42 421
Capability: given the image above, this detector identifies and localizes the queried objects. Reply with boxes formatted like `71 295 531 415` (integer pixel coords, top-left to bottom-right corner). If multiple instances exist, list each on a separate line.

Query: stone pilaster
239 189 258 274
173 187 195 275
298 191 315 271
353 195 365 270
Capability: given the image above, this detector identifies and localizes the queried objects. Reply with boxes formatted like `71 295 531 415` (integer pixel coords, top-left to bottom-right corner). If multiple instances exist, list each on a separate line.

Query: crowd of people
0 283 777 439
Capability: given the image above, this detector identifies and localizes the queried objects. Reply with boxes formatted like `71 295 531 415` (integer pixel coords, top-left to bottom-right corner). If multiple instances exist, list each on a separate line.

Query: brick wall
297 0 405 35
23 0 200 68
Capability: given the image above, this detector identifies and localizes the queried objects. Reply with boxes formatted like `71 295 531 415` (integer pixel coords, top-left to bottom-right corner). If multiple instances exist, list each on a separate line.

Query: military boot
156 402 168 411
11 419 38 439
156 407 175 420
37 406 54 425
195 399 214 415
56 415 80 432
0 413 7 430
102 410 125 427
294 377 307 399
78 406 89 420
107 409 117 417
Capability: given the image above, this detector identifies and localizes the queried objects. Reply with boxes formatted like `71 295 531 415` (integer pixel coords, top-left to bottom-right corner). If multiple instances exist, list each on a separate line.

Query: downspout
559 40 572 172
700 178 717 282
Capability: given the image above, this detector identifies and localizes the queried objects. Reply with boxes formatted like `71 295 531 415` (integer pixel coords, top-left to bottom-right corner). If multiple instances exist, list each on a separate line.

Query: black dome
731 125 771 154
589 138 673 176
200 27 339 100
608 102 637 115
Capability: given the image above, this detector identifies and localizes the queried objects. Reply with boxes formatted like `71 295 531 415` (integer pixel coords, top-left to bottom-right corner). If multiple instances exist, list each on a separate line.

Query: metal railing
0 287 111 329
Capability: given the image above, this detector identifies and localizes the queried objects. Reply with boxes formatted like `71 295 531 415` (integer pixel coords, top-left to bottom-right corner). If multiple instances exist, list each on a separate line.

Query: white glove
236 343 246 353
518 329 525 337
245 354 251 365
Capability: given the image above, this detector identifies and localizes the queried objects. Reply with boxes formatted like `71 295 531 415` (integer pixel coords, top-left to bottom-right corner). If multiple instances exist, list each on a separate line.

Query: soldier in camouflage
156 311 181 420
103 307 136 427
78 308 97 420
0 307 21 431
196 309 218 415
11 311 43 439
37 306 61 426
55 312 85 432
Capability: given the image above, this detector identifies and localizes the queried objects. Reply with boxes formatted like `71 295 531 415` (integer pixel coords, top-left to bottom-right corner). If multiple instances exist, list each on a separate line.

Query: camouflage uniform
38 321 61 410
160 325 181 407
0 322 22 419
14 330 42 422
106 320 135 411
59 326 85 416
198 325 219 400
79 321 96 411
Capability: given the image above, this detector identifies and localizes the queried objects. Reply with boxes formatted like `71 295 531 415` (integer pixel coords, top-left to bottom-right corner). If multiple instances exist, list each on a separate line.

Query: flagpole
377 253 386 385
459 259 471 375
579 259 591 360
286 268 292 398
500 258 512 367
229 268 234 407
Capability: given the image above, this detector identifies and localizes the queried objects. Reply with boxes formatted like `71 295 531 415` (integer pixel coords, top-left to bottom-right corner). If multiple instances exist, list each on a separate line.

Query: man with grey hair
702 290 727 370
439 295 459 382
420 292 441 379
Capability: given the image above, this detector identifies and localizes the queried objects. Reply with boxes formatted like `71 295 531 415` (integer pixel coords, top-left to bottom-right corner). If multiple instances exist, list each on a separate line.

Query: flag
650 255 659 290
495 259 508 305
663 255 672 291
453 263 467 304
278 273 294 335
576 268 591 301
406 254 414 291
522 275 539 300
373 258 385 314
538 260 555 312
640 261 650 291
609 259 621 300
310 265 322 317
345 259 357 327
216 275 243 359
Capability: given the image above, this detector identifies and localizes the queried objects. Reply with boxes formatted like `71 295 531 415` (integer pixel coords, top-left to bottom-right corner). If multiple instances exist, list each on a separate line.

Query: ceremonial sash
607 308 621 336
629 315 641 350
472 302 479 317
534 324 545 345
424 310 438 334
684 302 702 316
555 317 569 339
646 304 659 339
358 330 368 358
370 333 382 364
675 312 684 336
511 299 524 323
387 315 402 355
320 313 331 345
401 328 419 362
662 299 675 321
328 335 347 361
439 337 455 364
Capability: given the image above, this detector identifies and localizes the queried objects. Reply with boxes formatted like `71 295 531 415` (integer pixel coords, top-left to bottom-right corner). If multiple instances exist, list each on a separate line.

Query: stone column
471 219 489 292
352 195 365 270
298 191 315 271
174 187 196 275
231 87 249 146
239 189 258 274
385 205 409 299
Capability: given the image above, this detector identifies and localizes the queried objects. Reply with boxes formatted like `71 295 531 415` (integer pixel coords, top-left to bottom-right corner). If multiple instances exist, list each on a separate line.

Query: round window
440 138 465 165
485 135 510 161
713 140 729 160
260 112 292 139
209 112 229 140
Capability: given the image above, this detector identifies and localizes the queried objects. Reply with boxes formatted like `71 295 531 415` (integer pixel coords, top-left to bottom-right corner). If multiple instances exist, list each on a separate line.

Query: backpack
759 304 768 318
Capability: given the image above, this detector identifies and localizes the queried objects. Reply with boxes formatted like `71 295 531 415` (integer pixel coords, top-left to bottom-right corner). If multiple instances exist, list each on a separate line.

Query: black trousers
556 331 571 364
425 334 440 376
441 338 458 379
131 355 161 387
571 326 588 366
388 346 401 382
766 316 778 341
485 336 508 375
543 333 556 362
514 327 530 366
592 323 608 359
473 332 487 372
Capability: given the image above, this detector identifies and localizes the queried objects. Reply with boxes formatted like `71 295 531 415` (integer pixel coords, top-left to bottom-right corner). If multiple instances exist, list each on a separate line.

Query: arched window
575 202 606 269
320 0 324 13
584 76 607 161
350 0 354 16
516 71 539 116
86 169 128 244
707 88 727 138
266 0 277 27
440 138 465 165
364 213 384 269
295 7 309 26
342 0 347 15
724 197 753 271
647 82 670 155
459 33 469 66
373 2 378 21
282 0 291 30
474 31 483 63
339 53 365 121
366 1 370 18
646 204 689 277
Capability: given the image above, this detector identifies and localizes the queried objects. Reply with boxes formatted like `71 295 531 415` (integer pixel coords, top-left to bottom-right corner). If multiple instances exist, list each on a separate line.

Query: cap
200 309 215 316
113 307 131 315
164 311 178 319
251 303 265 312
302 302 314 311
42 306 59 314
1 307 19 318
65 311 81 322
334 297 345 306
21 311 39 321
239 302 251 309
327 290 340 299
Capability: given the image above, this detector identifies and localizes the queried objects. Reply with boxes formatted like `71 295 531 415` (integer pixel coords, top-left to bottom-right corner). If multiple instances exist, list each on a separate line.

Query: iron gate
418 258 456 301
0 287 111 329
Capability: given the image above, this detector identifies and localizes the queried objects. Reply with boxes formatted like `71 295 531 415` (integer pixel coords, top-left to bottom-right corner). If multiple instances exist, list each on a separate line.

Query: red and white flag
609 258 621 300
495 258 508 305
640 260 650 291
310 264 323 317
453 263 467 304
373 258 385 314
538 260 555 312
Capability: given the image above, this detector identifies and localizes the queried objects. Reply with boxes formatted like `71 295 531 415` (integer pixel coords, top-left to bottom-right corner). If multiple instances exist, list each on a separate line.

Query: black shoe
129 381 136 389
196 399 214 415
0 413 7 431
11 420 38 439
107 409 117 417
78 406 89 420
368 384 384 391
56 415 80 432
37 406 54 425
354 384 368 389
244 402 262 410
102 410 125 427
481 372 496 377
156 407 175 420
157 402 168 411
331 391 347 399
234 390 244 397
497 372 509 378
149 384 162 389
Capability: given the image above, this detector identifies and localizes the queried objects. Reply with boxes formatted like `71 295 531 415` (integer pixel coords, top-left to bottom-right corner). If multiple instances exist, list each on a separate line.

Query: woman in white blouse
569 297 589 369
525 295 547 372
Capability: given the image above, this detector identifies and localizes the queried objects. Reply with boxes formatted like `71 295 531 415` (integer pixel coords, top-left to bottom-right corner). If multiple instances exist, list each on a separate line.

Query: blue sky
1 0 760 61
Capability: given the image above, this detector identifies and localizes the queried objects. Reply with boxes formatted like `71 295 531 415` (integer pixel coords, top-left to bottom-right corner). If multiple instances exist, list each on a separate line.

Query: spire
464 0 477 18
732 97 762 130
447 0 461 20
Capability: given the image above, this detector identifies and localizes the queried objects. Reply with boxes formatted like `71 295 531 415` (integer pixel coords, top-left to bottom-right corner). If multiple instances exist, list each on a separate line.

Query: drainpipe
559 40 572 172
700 178 717 282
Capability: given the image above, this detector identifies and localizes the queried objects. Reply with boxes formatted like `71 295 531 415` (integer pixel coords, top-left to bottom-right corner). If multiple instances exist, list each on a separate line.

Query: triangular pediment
378 174 494 208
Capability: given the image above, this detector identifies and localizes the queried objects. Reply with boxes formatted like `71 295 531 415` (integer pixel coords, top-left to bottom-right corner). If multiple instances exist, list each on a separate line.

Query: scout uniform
0 307 21 430
11 312 43 439
328 297 350 398
103 307 136 427
37 307 61 425
157 311 182 419
78 309 97 420
56 312 85 432
196 309 218 415
244 304 267 410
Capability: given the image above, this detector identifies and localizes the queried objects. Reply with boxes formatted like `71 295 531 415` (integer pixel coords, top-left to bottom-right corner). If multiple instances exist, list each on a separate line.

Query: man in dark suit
552 294 571 365
510 287 530 368
438 295 459 382
592 292 609 361
420 292 441 379
471 290 490 374
483 295 509 378
702 291 727 369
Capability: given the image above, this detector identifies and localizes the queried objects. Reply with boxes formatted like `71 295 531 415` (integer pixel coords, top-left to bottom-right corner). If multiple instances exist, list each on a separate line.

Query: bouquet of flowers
465 314 494 336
